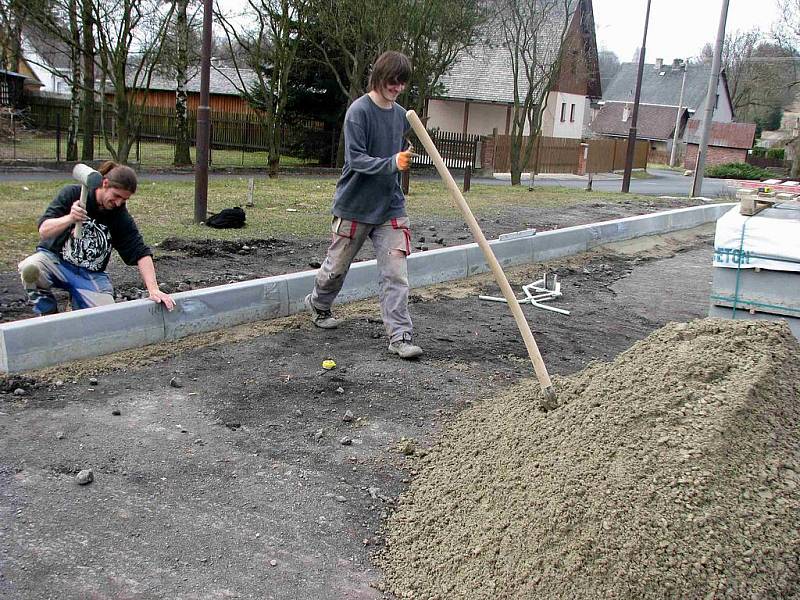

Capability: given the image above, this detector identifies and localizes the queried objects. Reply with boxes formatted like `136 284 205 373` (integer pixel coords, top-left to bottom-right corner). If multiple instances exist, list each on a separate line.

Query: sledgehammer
405 110 557 404
72 164 102 239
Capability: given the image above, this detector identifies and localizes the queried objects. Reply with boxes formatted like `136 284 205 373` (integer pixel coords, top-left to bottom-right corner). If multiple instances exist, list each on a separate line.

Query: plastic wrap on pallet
714 204 800 272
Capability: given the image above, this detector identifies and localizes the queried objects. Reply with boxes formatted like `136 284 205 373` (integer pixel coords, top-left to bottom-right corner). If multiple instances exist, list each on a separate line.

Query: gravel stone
75 469 94 485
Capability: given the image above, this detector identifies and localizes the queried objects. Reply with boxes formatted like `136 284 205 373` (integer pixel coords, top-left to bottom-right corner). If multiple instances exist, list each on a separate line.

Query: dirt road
0 217 716 598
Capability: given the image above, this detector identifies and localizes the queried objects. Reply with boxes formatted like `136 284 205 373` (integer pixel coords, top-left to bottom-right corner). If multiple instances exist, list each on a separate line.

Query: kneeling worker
18 161 175 315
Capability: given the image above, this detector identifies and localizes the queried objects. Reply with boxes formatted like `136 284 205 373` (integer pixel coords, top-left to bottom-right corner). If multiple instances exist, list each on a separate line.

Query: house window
570 104 576 122
560 102 566 122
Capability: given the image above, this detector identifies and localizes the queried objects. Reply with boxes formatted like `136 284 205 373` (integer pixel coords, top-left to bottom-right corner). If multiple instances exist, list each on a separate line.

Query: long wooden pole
406 110 556 402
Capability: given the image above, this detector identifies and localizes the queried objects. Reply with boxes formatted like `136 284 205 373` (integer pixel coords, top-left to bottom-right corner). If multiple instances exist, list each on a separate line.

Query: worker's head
96 161 137 210
369 51 411 103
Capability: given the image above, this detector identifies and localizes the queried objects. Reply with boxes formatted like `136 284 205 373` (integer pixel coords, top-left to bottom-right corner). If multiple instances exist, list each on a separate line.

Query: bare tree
92 0 174 163
496 0 575 185
304 0 483 165
0 0 25 71
161 0 200 166
15 0 89 160
217 0 308 177
305 0 404 109
775 0 800 175
597 48 619 90
80 0 95 159
720 29 761 116
400 0 485 115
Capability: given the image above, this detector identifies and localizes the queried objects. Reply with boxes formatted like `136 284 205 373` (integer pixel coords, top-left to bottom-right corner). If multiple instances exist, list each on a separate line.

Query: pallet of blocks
710 194 800 338
736 187 799 216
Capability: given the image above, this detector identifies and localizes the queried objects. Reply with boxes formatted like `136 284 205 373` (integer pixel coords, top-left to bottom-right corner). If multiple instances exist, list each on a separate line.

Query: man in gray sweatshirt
305 51 422 359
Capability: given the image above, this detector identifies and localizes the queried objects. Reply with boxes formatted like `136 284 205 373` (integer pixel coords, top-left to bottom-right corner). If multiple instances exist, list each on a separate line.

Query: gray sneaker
388 335 423 359
20 263 40 286
304 294 339 329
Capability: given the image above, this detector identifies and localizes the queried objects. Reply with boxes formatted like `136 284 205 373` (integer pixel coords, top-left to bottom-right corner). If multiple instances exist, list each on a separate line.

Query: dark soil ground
0 195 712 323
0 198 722 599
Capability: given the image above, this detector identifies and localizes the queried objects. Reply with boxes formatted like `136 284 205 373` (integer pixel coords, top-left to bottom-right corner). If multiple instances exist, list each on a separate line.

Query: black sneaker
304 294 339 329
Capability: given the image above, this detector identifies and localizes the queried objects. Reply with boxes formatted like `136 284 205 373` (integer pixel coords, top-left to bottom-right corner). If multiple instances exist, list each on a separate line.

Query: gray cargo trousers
310 216 413 343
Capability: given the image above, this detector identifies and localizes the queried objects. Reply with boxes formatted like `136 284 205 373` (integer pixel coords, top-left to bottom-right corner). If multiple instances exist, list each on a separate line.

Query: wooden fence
23 95 335 163
585 138 649 173
493 135 583 173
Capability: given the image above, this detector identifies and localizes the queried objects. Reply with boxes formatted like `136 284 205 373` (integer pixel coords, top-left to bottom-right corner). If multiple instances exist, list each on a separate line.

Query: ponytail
98 160 137 194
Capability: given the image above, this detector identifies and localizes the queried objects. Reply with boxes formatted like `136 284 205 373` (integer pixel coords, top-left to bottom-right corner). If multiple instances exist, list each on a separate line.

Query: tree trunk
267 120 280 177
67 0 80 161
173 0 191 166
80 0 95 161
791 138 800 179
509 130 522 186
114 91 131 164
336 78 364 168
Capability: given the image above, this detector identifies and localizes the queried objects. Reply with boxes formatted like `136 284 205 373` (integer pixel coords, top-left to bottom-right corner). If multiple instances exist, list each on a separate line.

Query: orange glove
396 149 413 171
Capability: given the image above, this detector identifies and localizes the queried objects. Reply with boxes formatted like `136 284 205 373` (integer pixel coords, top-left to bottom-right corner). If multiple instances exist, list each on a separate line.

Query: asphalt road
490 168 734 198
0 166 733 198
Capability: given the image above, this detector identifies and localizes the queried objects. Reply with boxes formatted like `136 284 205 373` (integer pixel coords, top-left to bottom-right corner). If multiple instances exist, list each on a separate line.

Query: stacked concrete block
709 198 800 339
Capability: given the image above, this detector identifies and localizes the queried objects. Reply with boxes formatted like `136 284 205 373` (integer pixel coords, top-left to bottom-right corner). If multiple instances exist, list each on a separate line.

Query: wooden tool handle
74 185 88 239
405 110 555 399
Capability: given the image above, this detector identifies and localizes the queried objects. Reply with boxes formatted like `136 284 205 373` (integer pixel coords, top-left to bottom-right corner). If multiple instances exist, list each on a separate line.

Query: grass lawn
0 176 660 270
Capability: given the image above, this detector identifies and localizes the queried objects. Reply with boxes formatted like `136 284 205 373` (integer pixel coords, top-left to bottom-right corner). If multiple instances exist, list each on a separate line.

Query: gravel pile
382 319 800 599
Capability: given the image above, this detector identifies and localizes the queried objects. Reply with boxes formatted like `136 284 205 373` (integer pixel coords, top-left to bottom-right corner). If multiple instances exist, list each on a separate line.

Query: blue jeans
18 249 115 315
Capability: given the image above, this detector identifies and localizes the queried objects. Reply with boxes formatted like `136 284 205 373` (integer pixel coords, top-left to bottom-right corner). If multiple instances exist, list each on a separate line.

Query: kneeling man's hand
148 288 175 311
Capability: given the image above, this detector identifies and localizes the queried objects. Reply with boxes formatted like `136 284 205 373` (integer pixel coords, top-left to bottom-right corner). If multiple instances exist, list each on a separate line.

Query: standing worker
18 161 175 315
305 50 422 359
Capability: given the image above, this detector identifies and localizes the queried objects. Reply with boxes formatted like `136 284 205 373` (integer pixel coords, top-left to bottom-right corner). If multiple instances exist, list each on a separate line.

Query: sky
592 0 784 63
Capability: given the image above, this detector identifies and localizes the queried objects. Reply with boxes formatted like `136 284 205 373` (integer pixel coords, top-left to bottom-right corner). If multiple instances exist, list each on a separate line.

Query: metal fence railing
407 130 480 170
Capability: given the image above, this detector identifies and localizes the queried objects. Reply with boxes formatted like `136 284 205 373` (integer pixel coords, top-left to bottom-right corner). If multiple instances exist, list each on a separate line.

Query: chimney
622 103 631 122
654 58 663 71
671 58 683 71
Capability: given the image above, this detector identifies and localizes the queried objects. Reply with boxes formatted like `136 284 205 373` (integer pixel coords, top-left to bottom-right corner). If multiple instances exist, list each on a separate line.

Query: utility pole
621 0 652 193
691 0 730 197
193 0 213 224
669 59 688 168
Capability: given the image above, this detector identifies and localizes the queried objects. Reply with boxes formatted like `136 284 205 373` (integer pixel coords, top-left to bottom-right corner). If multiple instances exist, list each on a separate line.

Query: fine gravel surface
382 319 800 599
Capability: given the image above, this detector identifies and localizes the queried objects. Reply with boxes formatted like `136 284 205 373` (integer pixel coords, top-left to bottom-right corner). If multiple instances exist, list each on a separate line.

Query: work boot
20 263 40 287
388 334 423 359
305 294 339 329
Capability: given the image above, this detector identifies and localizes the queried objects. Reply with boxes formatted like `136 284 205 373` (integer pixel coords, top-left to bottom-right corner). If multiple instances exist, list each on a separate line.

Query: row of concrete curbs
0 204 734 373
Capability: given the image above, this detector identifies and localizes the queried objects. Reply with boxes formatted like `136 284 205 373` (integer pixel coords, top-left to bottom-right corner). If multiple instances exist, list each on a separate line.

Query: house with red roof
590 58 741 164
683 119 757 169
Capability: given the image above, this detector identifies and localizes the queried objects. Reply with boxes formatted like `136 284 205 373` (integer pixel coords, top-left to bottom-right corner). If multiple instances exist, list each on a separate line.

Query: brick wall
479 135 496 175
684 144 747 170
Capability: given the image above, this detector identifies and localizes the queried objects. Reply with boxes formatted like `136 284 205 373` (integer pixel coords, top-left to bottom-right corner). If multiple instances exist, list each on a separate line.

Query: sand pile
382 319 800 599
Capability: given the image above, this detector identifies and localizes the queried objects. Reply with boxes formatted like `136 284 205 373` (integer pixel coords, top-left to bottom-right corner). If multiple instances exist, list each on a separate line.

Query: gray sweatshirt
332 94 408 225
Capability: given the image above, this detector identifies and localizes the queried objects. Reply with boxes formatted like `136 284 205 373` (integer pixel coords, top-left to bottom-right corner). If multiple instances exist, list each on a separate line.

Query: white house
425 0 602 139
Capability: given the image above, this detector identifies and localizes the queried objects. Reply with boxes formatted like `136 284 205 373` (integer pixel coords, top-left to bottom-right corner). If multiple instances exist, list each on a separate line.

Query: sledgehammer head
72 164 102 189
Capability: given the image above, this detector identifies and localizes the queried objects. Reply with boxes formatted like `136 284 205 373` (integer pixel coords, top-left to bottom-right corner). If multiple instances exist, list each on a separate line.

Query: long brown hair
368 51 411 92
98 161 137 194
